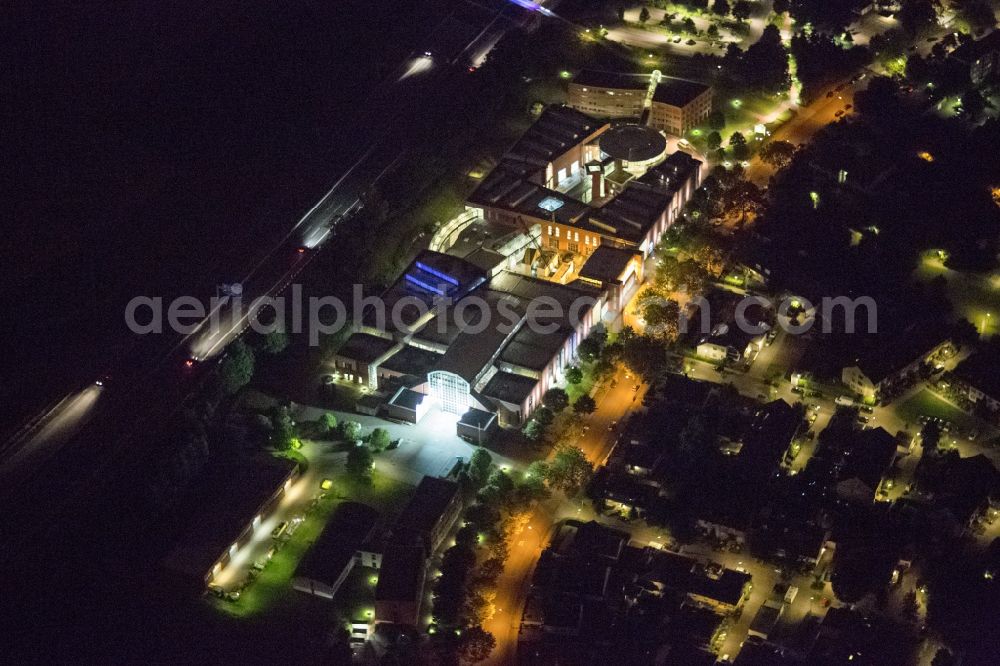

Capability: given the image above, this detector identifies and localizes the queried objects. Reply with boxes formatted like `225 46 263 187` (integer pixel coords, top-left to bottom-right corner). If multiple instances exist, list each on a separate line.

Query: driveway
293 402 520 483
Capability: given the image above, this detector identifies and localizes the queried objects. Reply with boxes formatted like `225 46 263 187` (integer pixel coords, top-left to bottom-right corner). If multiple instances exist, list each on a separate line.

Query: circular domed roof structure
599 123 667 163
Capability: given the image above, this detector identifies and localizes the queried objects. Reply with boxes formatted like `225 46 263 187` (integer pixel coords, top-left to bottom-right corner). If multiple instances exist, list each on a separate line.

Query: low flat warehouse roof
163 456 297 581
394 476 459 538
375 545 425 603
294 502 379 588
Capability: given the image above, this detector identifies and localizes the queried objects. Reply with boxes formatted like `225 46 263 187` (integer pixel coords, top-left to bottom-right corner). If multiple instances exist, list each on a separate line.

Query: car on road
608 420 618 431
321 374 335 385
673 36 682 43
686 39 696 45
835 110 844 117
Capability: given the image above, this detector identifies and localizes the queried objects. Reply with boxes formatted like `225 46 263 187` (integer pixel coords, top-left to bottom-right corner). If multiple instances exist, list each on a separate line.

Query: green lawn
210 470 413 619
895 389 980 432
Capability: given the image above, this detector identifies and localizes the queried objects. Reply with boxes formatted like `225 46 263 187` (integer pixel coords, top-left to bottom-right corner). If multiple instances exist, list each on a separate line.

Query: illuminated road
485 366 648 664
746 75 865 185
0 385 104 487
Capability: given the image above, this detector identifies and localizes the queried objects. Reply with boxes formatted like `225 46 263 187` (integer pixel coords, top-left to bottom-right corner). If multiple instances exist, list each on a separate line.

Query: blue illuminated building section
405 274 447 296
415 261 459 286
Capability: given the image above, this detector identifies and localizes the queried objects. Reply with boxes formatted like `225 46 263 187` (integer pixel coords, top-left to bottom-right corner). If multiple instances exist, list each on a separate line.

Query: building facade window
428 371 470 415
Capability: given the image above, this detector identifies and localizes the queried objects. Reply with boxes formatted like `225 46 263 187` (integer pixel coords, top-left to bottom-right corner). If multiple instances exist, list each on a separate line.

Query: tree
921 421 942 451
564 365 583 385
346 444 374 479
707 24 720 38
542 387 570 412
639 293 681 340
773 0 790 13
901 590 919 627
831 546 892 603
729 131 749 161
759 140 796 168
577 333 604 363
261 329 289 355
517 463 550 502
622 333 669 382
457 626 496 664
463 502 500 531
368 427 391 452
713 0 730 15
708 109 726 130
721 179 765 225
270 405 295 451
732 140 750 162
219 339 255 395
954 0 996 34
522 419 545 441
468 448 495 489
961 89 988 121
683 17 696 33
639 6 650 23
707 130 722 150
573 394 597 415
319 412 337 435
742 24 790 93
341 420 362 441
899 0 937 35
526 460 550 483
546 445 594 495
732 0 753 21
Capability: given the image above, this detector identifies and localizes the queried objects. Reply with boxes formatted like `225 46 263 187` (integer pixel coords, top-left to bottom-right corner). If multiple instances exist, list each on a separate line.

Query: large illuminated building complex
333 250 604 435
334 104 702 438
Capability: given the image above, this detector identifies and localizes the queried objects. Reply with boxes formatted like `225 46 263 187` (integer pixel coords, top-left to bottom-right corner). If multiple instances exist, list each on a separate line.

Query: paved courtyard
294 402 520 484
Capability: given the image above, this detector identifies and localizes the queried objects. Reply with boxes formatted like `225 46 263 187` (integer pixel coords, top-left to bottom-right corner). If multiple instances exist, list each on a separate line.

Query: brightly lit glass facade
429 371 470 415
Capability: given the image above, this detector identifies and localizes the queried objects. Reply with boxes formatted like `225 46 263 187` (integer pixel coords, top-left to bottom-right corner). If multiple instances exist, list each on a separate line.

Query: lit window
555 227 560 238
574 231 579 242
547 225 552 235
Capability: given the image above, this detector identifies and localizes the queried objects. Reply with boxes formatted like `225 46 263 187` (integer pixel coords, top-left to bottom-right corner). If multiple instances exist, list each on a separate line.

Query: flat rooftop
577 245 639 284
634 150 702 193
599 123 667 163
467 160 592 226
394 476 459 538
294 502 379 585
379 344 442 377
590 185 672 244
652 77 710 107
375 545 425 602
481 371 539 405
336 333 396 364
163 456 297 580
387 387 427 412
